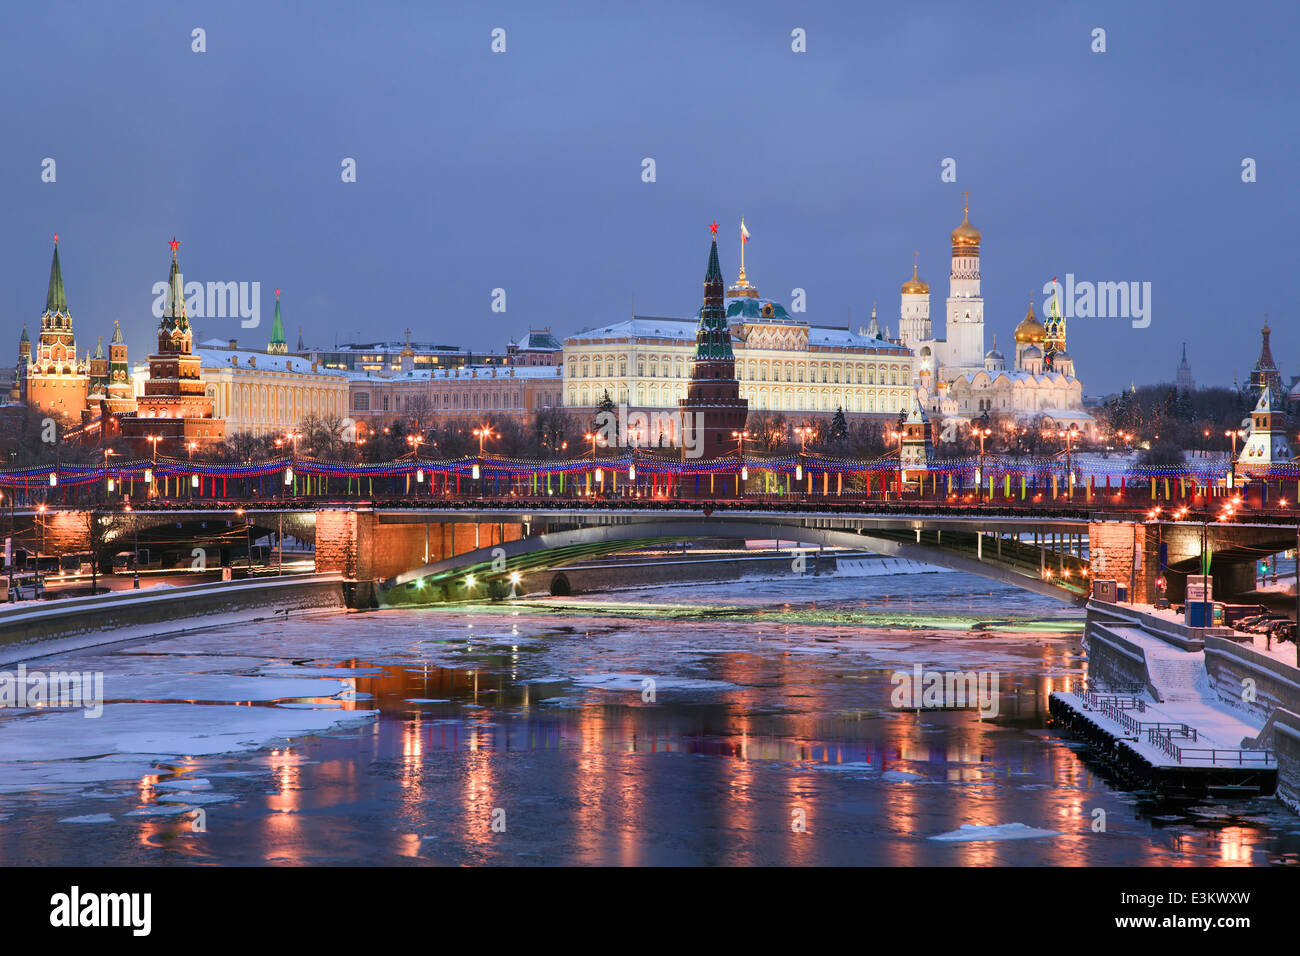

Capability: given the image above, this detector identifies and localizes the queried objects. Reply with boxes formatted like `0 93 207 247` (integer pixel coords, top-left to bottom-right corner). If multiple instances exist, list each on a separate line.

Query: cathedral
903 199 1092 436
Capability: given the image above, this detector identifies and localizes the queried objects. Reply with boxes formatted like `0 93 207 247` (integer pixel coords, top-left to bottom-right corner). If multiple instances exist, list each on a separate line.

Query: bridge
2 451 1296 608
6 495 1295 611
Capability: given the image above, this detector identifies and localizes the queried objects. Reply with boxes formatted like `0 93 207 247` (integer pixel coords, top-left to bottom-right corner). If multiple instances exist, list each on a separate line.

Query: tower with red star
679 223 748 473
119 238 225 449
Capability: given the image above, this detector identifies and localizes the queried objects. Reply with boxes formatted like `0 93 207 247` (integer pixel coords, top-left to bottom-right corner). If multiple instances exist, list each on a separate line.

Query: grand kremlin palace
559 203 1091 437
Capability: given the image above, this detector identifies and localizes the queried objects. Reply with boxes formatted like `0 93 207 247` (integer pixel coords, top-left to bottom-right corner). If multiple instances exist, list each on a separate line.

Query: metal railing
1147 730 1275 766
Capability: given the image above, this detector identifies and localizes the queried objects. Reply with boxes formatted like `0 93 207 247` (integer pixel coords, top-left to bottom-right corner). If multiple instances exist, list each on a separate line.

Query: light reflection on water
0 572 1297 865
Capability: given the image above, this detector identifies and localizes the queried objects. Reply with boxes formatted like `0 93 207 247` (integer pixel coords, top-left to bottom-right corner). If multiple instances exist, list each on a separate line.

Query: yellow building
563 252 913 422
132 337 350 438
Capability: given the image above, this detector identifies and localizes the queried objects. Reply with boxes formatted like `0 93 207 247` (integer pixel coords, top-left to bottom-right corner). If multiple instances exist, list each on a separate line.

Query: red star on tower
709 221 719 238
169 237 180 252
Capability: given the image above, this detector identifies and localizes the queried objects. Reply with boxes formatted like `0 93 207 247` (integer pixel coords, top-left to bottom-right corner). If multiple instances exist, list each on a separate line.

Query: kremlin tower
118 239 224 449
679 223 749 467
25 236 90 418
268 290 288 354
10 325 31 403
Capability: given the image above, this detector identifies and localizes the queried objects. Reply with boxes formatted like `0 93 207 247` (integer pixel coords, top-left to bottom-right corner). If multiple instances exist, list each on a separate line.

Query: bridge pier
314 508 524 608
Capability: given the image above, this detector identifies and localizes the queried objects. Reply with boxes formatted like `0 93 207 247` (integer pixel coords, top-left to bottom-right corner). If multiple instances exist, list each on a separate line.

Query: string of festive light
0 450 1279 487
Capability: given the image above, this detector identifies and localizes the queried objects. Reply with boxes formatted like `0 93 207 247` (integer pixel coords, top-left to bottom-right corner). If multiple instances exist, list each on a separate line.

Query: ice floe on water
156 792 236 805
58 814 114 824
124 805 192 817
0 703 374 794
881 769 924 783
928 823 1061 842
569 673 736 692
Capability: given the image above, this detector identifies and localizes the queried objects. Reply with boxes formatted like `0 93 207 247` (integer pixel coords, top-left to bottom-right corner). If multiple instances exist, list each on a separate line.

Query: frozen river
1 567 1297 865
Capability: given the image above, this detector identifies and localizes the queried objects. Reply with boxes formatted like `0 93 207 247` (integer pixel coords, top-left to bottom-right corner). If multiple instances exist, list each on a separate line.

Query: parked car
1264 620 1295 644
1240 614 1290 634
57 552 95 576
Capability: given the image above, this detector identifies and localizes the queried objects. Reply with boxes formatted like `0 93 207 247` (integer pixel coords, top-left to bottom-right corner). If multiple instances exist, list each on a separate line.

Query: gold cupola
901 252 930 295
951 192 981 255
1014 294 1047 344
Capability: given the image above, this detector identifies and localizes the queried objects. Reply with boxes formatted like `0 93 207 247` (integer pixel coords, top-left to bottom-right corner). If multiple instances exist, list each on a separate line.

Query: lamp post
1058 425 1078 500
972 424 992 500
146 434 162 499
103 448 118 503
1225 428 1244 458
131 508 139 589
889 428 902 499
472 426 496 495
186 440 198 497
793 425 811 490
731 430 750 496
582 431 600 497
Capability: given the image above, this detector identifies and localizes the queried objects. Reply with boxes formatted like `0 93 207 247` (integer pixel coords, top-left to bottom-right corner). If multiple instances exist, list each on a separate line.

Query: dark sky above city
2 0 1296 395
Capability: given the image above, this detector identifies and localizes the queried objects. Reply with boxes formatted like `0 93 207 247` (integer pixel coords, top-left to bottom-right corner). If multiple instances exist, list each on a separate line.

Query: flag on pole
740 220 750 243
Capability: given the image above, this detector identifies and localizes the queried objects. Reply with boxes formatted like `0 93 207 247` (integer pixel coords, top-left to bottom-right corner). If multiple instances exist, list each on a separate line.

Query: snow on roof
512 330 563 350
346 364 562 383
192 346 349 377
954 369 1078 386
1039 409 1096 422
565 315 910 352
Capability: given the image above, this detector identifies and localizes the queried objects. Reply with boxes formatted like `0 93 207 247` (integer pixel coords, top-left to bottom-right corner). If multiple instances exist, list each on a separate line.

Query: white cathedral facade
899 197 1092 436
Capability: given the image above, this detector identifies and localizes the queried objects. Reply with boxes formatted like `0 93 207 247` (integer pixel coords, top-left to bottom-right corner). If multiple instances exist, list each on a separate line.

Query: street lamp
472 426 496 488
1058 425 1078 499
731 430 750 493
1224 428 1245 459
793 426 812 484
971 424 992 500
103 448 118 499
187 440 198 493
145 434 162 497
889 428 902 497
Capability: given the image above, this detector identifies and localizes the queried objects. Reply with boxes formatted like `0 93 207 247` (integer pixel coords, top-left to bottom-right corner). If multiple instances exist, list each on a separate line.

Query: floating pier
1049 688 1277 797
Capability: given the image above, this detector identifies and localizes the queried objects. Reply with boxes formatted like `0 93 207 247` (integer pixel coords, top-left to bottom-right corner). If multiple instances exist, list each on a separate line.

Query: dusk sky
2 0 1296 395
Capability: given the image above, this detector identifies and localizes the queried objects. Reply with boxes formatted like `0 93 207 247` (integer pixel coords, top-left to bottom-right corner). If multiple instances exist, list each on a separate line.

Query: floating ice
58 814 114 824
156 792 236 805
929 823 1061 842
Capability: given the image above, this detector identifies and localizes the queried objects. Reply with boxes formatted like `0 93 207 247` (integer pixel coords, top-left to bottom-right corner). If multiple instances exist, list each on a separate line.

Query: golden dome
951 194 981 250
901 254 929 295
1014 296 1046 344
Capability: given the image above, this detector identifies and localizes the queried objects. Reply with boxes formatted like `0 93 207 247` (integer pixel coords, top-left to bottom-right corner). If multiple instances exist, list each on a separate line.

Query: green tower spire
268 288 288 354
694 226 733 361
46 237 67 314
